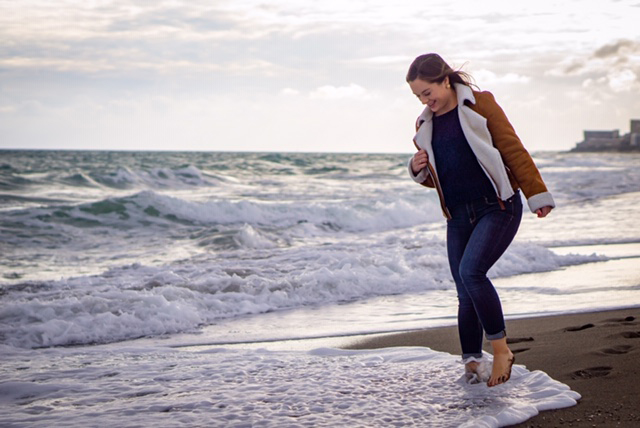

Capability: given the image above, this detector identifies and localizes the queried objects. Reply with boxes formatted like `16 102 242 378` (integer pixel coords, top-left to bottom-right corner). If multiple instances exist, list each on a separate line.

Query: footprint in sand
563 323 595 332
571 366 612 379
620 331 640 339
507 337 534 344
604 316 636 324
599 344 633 355
507 337 534 355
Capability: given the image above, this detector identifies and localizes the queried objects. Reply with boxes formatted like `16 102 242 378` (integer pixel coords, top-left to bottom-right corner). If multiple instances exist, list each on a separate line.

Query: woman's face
409 78 457 116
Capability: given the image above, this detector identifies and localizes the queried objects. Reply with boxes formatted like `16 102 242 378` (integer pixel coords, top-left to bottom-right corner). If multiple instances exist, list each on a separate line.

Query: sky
1 0 639 153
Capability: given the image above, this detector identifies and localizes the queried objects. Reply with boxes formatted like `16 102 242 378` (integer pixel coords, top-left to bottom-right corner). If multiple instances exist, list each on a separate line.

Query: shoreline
343 307 640 427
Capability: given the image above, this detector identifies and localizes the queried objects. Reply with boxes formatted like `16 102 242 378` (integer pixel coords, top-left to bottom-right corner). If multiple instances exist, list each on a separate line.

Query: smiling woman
405 52 555 387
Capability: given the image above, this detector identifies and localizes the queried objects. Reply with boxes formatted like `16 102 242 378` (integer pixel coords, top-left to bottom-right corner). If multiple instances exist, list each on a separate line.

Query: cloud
355 56 413 66
309 84 371 100
472 69 531 84
607 69 638 92
0 55 289 77
0 1 295 79
2 1 640 153
561 39 639 73
593 39 636 58
546 38 640 92
281 88 300 96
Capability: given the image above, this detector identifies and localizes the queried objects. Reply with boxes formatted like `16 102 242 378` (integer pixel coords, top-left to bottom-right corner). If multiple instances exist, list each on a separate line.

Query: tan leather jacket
408 83 555 219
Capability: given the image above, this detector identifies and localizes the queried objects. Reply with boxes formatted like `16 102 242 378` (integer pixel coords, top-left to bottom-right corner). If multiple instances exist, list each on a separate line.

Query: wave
0 239 604 349
0 164 226 195
538 152 640 204
2 188 441 231
0 194 70 207
0 190 444 257
60 172 102 188
0 175 38 191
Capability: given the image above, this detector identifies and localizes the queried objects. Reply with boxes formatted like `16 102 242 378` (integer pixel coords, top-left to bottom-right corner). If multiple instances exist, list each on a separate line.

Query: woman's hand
536 206 553 218
411 149 429 175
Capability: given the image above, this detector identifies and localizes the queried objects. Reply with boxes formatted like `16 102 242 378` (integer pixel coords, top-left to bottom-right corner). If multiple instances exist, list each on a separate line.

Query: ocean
1 150 639 427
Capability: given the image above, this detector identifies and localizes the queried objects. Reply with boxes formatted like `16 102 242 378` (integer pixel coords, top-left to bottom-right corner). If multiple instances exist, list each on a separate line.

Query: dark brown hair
406 53 475 88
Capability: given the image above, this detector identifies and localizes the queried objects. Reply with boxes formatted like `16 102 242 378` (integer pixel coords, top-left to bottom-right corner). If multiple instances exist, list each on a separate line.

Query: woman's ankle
465 361 479 372
490 337 511 355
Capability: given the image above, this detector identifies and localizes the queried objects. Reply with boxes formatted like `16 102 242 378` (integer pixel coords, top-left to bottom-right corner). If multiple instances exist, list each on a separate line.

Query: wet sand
344 307 640 427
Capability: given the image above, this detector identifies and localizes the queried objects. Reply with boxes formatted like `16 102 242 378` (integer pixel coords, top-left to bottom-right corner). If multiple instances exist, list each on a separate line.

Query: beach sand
343 307 640 427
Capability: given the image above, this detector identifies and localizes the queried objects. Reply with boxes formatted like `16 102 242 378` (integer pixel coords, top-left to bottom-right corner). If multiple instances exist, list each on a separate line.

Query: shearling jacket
408 83 555 219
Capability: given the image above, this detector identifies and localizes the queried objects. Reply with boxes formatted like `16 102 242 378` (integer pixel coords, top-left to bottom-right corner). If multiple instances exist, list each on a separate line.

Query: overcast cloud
1 0 639 152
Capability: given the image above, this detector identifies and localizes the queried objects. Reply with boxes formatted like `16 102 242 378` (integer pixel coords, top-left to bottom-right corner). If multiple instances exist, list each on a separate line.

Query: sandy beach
344 307 640 427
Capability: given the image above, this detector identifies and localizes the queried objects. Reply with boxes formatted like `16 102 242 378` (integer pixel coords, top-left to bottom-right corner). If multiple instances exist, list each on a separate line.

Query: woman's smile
408 78 457 116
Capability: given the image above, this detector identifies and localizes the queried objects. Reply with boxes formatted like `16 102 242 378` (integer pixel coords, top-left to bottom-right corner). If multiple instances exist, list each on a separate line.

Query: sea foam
0 345 580 428
0 237 602 349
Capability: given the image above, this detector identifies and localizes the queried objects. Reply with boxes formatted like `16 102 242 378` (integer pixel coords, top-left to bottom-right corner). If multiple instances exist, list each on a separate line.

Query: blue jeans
446 192 522 359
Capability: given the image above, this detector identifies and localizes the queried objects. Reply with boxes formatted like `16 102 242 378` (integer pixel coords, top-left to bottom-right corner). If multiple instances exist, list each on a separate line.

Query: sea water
1 150 638 427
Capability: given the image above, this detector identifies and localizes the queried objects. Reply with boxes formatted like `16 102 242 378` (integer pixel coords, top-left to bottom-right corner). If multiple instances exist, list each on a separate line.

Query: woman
406 53 554 387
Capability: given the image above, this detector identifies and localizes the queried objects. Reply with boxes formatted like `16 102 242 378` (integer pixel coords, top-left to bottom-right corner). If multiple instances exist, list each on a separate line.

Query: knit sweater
431 106 496 208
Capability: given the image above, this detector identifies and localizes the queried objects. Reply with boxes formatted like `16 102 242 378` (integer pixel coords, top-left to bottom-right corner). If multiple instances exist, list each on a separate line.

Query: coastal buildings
572 119 640 152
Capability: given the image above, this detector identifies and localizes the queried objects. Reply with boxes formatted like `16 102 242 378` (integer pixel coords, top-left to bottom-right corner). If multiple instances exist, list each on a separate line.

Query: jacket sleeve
408 156 433 186
479 92 555 212
409 122 435 188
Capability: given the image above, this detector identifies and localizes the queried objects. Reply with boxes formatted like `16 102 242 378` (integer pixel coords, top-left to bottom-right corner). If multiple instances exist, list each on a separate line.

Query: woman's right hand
411 149 429 175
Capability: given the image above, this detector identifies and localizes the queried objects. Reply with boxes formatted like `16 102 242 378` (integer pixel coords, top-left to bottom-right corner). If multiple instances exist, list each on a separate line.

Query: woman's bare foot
464 360 489 384
488 351 514 387
465 361 479 373
488 337 515 387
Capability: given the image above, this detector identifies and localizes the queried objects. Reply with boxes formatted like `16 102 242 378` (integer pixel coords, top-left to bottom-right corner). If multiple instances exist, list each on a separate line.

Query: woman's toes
488 353 514 387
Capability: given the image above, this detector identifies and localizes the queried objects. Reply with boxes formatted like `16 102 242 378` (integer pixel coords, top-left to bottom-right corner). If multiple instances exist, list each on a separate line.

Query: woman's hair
406 53 475 88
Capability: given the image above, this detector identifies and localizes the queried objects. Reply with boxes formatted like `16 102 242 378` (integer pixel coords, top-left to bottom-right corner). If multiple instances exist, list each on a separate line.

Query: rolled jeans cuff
485 329 506 341
462 352 484 360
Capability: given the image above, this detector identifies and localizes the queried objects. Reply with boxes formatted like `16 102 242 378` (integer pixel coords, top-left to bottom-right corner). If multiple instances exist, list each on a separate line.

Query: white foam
0 345 580 428
0 235 602 349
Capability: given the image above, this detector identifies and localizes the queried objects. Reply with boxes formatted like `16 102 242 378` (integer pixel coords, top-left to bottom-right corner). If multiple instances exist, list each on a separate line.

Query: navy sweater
431 107 497 208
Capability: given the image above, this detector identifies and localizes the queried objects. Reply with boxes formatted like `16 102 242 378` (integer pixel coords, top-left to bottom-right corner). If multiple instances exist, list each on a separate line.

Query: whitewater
1 150 639 427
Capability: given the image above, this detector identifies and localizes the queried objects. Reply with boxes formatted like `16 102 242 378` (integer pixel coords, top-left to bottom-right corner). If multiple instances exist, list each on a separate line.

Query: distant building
572 119 640 152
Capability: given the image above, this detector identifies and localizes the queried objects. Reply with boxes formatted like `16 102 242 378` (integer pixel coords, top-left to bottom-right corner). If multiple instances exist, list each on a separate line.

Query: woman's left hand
536 206 553 218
